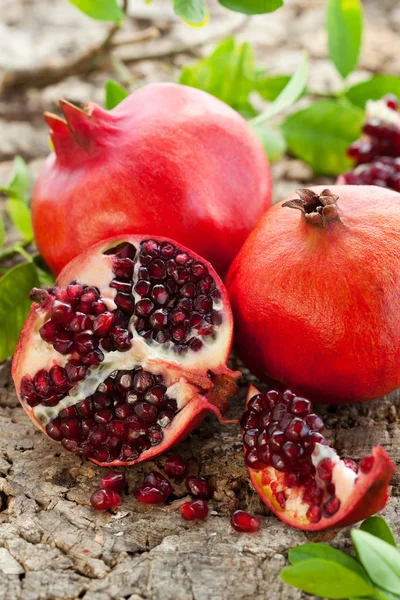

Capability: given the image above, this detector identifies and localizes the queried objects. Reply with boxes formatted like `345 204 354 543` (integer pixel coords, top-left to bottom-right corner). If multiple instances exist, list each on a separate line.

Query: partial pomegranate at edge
242 385 394 531
32 83 272 275
12 235 240 467
227 185 400 403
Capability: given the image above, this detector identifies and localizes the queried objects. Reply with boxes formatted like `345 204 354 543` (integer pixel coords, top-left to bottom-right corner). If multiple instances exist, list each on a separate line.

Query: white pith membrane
15 238 235 465
243 385 380 527
366 98 400 126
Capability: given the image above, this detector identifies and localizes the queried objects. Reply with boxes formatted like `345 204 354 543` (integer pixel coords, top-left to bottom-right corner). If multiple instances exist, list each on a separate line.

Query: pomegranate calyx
282 188 341 228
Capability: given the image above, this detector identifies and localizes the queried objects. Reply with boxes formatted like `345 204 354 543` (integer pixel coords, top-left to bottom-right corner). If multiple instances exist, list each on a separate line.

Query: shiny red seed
53 331 74 355
46 419 63 441
33 369 53 398
185 477 212 499
144 471 172 497
359 455 374 474
133 371 154 392
181 500 208 521
231 510 261 533
69 312 92 333
317 458 334 481
115 293 135 315
91 489 121 511
51 300 73 324
75 333 98 354
307 505 322 523
285 417 309 442
291 397 312 415
164 455 187 480
100 471 126 493
135 485 166 504
65 360 87 382
93 312 115 336
134 402 158 424
343 458 357 473
306 413 324 432
245 448 266 470
39 319 61 343
323 496 341 516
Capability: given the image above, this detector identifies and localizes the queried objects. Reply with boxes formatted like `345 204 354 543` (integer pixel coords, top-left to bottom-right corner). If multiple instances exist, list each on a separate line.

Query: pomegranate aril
245 449 266 470
92 301 107 315
145 384 167 406
151 284 169 305
181 500 208 521
51 300 73 324
110 278 133 293
69 312 92 333
61 418 82 438
112 257 134 279
307 505 322 523
134 402 158 424
20 375 39 402
317 458 334 481
75 333 98 354
94 409 113 424
133 371 154 392
65 360 87 382
149 309 168 329
160 242 175 258
135 280 151 296
282 441 303 461
59 406 77 419
276 491 286 509
306 413 324 432
46 419 63 441
93 312 114 336
61 438 80 453
157 410 174 428
270 453 287 471
110 327 132 351
49 365 71 393
291 397 311 415
115 371 133 392
269 430 285 452
194 295 212 313
188 338 203 352
135 298 154 316
39 319 61 343
80 287 100 304
115 293 135 315
135 485 166 504
81 349 104 365
248 394 266 413
323 496 341 516
144 471 172 496
114 404 132 419
304 432 327 455
343 458 357 473
360 455 374 474
91 489 121 511
148 259 166 280
231 511 261 533
185 476 212 499
285 417 309 442
244 429 259 450
53 332 74 355
67 283 83 304
33 369 53 398
100 471 126 492
164 455 187 479
240 411 259 430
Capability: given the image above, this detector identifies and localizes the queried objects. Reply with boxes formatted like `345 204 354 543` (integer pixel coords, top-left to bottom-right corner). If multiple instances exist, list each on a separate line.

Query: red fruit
180 500 208 521
241 385 395 531
32 84 271 275
90 489 121 511
230 510 262 533
164 455 188 480
12 235 240 467
100 471 126 493
144 472 173 498
227 186 400 403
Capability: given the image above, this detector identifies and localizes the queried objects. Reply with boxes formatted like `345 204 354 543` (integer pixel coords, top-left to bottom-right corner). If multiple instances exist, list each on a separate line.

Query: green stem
15 246 33 263
0 240 31 262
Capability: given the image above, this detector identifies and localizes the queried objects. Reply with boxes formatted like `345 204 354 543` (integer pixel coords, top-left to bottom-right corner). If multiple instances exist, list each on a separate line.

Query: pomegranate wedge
12 236 240 466
242 385 394 531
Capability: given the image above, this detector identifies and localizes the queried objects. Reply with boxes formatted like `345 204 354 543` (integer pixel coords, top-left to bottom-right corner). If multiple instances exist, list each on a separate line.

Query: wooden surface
1 1 400 598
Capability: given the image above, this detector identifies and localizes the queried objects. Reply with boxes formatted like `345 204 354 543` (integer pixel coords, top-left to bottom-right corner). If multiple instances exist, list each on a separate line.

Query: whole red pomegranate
12 235 240 466
32 83 271 275
227 185 400 404
242 385 394 531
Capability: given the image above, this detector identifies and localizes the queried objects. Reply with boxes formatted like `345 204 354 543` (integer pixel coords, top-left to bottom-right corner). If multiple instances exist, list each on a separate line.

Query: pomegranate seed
285 417 309 442
181 500 208 521
317 458 334 481
134 402 158 424
69 312 92 332
39 319 61 343
112 257 134 279
81 349 104 365
243 429 258 449
65 360 87 382
93 312 115 336
157 410 174 428
50 367 71 393
276 491 286 508
133 371 154 392
343 458 357 473
33 369 53 398
164 455 187 479
306 413 324 432
114 293 135 315
144 471 172 497
91 301 107 315
322 496 341 516
20 375 39 403
51 300 73 324
67 283 84 304
110 279 133 293
185 476 212 499
359 455 374 474
110 327 132 351
231 510 262 533
291 397 312 415
46 419 63 441
75 333 98 354
148 259 166 280
240 411 259 430
135 485 166 504
306 505 322 523
80 287 100 304
100 471 126 492
245 449 267 470
90 489 121 511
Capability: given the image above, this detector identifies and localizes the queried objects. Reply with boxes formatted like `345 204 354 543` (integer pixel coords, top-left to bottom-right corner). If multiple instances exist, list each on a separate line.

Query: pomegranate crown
282 188 341 228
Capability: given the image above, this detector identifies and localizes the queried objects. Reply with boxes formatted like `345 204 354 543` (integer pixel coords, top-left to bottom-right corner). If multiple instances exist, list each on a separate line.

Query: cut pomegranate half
242 385 395 531
12 236 240 467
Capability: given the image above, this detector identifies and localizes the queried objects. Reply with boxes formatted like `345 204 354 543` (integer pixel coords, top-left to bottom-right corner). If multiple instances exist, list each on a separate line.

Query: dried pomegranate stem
282 188 341 228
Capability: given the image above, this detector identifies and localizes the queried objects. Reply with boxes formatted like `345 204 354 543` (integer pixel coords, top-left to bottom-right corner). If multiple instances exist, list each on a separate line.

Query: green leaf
6 199 33 242
289 543 368 580
105 79 128 110
352 530 400 595
251 53 308 124
173 0 208 26
255 74 291 102
327 0 363 79
345 75 400 109
217 0 283 16
251 122 286 162
68 0 124 22
282 99 364 175
0 262 39 361
32 255 55 287
0 214 4 250
0 156 30 205
281 559 376 599
179 38 257 115
360 517 397 548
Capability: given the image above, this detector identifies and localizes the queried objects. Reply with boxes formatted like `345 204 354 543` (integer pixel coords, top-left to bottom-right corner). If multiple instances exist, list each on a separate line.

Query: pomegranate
12 235 240 466
242 385 394 531
227 185 400 403
32 83 272 275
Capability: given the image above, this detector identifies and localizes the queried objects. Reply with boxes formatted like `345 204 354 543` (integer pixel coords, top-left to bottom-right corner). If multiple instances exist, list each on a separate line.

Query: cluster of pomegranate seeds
45 367 179 463
135 471 173 504
181 500 208 521
230 510 262 533
164 454 188 479
241 388 366 524
341 94 400 190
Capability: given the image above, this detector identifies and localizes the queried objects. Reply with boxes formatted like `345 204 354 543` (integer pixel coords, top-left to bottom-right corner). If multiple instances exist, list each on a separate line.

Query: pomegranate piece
180 500 208 521
135 486 166 504
164 455 188 480
90 489 121 511
185 477 212 499
230 510 262 533
227 185 400 404
241 384 395 531
32 84 272 276
100 471 126 493
12 236 240 468
338 95 400 191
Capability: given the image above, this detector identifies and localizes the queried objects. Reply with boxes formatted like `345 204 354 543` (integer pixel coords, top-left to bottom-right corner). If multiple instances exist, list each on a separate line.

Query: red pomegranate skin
32 83 272 275
227 185 400 404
